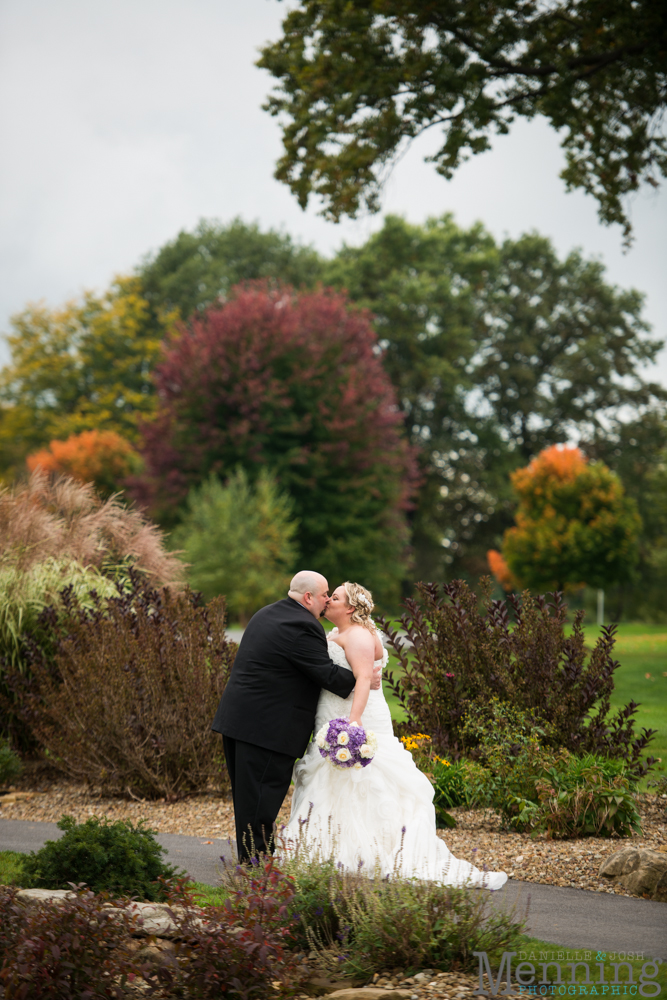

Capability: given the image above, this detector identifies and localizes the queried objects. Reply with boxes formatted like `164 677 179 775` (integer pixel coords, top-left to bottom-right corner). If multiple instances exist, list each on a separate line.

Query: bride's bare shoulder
342 625 375 651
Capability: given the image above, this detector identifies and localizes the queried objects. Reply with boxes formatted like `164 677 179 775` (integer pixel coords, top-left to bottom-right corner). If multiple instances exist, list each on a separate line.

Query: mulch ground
2 765 666 900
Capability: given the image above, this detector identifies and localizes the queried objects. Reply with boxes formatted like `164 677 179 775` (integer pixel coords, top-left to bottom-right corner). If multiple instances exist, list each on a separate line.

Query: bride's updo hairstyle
343 581 375 631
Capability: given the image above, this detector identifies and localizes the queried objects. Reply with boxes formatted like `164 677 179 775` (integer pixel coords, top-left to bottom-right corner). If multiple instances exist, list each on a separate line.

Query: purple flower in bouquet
315 717 378 769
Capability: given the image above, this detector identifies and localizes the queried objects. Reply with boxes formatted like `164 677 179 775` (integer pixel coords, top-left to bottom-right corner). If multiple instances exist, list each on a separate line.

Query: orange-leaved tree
27 430 141 498
488 445 641 592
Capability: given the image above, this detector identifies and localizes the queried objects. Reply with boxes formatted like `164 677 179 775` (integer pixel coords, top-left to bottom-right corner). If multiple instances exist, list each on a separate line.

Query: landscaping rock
306 976 357 995
654 869 667 903
598 847 640 878
16 888 77 903
327 991 412 1000
14 889 201 938
599 847 667 901
127 937 177 968
125 901 185 937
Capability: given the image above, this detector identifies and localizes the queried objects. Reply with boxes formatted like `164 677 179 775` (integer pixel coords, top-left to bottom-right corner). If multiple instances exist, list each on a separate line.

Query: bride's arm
344 629 375 726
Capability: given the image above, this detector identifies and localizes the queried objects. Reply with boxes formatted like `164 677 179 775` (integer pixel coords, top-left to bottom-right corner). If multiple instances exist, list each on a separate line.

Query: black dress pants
222 735 296 862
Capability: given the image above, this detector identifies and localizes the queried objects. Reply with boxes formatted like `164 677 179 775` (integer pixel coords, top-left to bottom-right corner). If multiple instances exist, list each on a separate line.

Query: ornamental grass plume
0 469 183 585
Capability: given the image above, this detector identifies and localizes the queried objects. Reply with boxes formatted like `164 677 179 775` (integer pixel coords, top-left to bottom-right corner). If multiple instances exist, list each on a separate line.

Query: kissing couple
211 570 507 889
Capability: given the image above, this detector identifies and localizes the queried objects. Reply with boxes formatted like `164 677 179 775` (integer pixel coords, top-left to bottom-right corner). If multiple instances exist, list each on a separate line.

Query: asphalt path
2 818 665 959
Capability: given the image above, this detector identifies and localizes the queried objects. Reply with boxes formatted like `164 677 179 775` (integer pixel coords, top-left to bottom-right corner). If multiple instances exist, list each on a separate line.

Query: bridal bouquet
315 717 378 769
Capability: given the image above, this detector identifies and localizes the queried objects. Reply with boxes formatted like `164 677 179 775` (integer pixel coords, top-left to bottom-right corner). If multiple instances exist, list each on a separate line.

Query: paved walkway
2 818 665 959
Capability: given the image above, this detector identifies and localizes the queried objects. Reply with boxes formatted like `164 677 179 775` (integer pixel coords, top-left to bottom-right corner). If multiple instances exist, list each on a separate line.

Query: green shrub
402 714 642 840
21 815 182 901
491 750 641 838
172 469 299 625
431 758 492 813
310 872 524 979
460 697 557 763
0 737 22 787
532 754 642 838
8 574 236 799
380 581 656 777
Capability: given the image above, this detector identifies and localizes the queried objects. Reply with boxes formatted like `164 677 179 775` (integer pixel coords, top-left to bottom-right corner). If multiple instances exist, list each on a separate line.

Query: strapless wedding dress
283 630 508 890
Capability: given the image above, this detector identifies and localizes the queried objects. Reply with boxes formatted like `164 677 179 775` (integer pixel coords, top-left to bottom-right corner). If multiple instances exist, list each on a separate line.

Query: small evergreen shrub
0 736 22 787
21 815 182 901
0 885 138 999
380 581 656 777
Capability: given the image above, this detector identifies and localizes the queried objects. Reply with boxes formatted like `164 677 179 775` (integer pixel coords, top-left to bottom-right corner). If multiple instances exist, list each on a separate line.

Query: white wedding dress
282 629 508 890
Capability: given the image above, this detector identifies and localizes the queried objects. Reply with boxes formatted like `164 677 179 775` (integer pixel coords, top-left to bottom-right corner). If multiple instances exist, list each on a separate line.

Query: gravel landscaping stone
2 774 666 902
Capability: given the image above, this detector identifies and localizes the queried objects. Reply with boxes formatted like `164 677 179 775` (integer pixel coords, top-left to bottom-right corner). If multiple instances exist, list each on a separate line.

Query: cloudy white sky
1 0 666 384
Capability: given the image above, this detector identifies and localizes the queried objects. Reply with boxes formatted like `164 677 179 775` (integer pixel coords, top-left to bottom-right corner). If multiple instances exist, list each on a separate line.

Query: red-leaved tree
135 284 418 606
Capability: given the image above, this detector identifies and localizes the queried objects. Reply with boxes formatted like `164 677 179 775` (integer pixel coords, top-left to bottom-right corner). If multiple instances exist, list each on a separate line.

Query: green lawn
381 623 667 777
0 849 24 886
586 624 667 775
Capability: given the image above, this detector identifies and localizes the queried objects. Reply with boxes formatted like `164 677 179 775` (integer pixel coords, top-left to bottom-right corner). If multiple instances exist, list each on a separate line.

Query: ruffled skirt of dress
281 689 507 891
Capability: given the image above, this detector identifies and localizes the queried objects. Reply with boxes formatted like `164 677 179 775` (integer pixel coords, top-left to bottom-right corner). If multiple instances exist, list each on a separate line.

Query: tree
259 0 667 242
490 445 642 592
0 276 161 481
325 214 664 581
172 469 299 624
0 220 324 484
135 284 418 607
26 430 141 498
584 413 667 620
138 217 324 323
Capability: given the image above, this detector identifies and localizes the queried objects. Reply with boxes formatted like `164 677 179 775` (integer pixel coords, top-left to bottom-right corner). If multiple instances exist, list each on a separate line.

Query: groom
211 570 378 861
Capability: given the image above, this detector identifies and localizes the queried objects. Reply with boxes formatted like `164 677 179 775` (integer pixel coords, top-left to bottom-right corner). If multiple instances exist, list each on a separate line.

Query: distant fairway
587 624 667 778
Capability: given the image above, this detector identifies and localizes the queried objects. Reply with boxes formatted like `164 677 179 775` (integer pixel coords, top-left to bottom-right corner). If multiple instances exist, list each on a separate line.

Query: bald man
211 571 381 861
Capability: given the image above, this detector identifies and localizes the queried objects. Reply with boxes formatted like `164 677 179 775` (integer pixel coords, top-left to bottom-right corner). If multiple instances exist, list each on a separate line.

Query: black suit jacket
211 597 356 758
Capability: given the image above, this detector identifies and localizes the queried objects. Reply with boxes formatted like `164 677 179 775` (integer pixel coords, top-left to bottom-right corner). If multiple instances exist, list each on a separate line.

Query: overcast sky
1 0 666 386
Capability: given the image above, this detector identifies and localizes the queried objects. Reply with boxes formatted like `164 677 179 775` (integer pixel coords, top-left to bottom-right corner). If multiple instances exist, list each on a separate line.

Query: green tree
138 216 324 322
585 413 667 621
0 276 161 481
325 215 664 582
499 445 642 592
172 469 299 625
259 0 667 242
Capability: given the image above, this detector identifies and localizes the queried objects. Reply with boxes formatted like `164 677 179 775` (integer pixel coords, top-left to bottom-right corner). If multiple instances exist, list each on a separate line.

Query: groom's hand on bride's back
371 663 382 690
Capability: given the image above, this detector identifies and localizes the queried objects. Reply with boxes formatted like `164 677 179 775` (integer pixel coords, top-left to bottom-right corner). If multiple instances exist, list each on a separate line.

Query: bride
282 581 508 890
